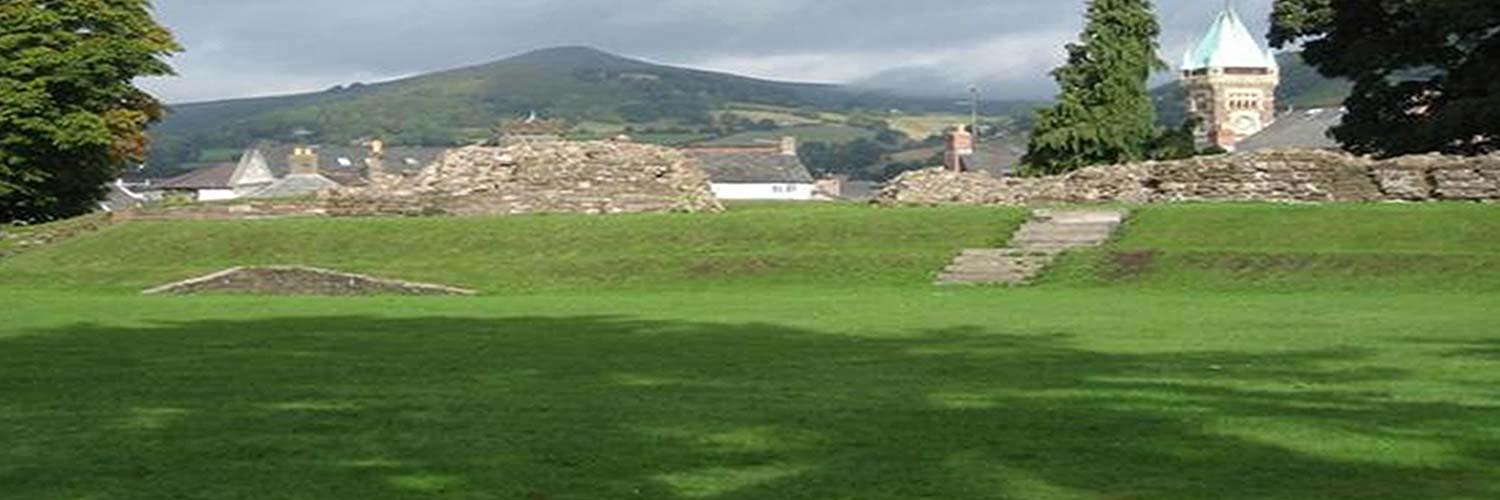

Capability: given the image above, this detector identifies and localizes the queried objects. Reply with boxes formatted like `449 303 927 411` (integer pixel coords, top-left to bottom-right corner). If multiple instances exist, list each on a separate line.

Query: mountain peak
504 46 649 70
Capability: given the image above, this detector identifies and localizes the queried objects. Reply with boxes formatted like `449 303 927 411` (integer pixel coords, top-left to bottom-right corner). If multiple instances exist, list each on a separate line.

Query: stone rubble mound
878 149 1500 205
329 141 723 216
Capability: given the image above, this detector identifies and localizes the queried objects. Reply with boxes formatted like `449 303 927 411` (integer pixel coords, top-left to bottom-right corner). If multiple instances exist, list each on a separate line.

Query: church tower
1180 5 1280 151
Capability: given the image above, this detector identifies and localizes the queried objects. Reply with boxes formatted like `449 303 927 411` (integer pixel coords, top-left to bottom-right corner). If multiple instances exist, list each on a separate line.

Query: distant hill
1153 52 1351 126
146 47 1036 176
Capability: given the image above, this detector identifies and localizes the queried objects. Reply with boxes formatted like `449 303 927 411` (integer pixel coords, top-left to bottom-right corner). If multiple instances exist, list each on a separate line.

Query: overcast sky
139 0 1275 104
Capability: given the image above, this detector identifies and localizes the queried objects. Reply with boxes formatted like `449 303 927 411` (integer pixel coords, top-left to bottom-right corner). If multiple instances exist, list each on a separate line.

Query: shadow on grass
0 316 1495 499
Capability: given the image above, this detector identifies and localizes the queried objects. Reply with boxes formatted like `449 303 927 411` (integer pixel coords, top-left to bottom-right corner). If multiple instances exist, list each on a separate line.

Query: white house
683 138 817 201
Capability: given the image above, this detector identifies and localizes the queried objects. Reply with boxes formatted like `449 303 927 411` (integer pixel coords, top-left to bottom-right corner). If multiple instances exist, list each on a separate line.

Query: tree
1271 0 1499 156
0 0 179 222
796 139 888 180
1024 0 1165 175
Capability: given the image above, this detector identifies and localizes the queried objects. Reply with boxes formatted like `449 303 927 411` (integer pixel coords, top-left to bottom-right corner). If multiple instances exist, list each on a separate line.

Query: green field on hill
1 203 1497 499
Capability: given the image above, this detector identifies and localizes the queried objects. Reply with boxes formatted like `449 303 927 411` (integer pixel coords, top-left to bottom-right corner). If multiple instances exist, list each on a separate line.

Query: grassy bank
1 202 1497 499
0 204 1025 294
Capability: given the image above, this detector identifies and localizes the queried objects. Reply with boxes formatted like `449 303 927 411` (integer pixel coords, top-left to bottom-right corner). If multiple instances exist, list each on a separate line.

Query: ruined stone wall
331 142 722 216
121 141 723 221
877 150 1500 206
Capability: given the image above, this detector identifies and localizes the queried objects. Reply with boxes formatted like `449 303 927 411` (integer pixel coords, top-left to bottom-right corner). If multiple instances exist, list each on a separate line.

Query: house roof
256 145 449 177
1237 108 1345 151
245 174 342 199
100 181 148 212
1182 7 1277 71
156 163 238 190
684 150 815 184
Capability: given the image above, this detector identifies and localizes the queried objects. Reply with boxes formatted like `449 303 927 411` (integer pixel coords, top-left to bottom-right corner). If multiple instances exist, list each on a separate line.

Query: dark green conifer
1024 0 1166 175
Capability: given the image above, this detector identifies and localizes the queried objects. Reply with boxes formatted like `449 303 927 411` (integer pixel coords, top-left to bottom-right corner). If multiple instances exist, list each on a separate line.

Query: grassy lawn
1 203 1497 499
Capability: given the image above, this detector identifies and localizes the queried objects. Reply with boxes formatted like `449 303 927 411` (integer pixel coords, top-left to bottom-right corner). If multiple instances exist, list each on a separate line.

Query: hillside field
1 203 1497 499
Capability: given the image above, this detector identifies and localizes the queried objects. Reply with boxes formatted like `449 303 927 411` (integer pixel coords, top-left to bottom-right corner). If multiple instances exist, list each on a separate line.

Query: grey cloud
140 0 1275 103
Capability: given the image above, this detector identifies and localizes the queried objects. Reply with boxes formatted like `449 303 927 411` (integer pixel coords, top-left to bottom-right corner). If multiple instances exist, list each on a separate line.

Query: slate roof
1238 108 1345 152
245 174 342 200
683 149 815 184
156 163 238 190
100 181 148 212
1182 7 1277 71
256 145 449 177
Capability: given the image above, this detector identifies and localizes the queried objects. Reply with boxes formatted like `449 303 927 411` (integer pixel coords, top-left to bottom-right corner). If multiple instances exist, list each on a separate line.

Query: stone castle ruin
120 140 722 220
877 149 1500 206
331 141 723 216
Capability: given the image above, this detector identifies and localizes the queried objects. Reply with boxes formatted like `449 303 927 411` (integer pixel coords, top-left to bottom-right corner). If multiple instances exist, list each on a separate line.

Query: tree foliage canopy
1272 0 1500 156
1024 0 1165 175
0 0 179 222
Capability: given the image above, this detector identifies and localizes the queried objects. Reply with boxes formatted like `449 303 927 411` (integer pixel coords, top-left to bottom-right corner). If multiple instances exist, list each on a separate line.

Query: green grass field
1 203 1497 499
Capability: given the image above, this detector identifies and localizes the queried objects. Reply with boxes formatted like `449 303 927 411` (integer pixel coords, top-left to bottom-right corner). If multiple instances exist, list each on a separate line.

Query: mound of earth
328 141 723 216
143 266 477 296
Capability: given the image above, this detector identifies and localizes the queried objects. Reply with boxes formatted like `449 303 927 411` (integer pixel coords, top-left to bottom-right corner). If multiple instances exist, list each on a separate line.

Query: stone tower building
1180 6 1281 151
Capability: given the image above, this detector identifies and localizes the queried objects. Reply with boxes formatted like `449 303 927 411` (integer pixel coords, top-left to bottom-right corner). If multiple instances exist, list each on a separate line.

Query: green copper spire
1181 4 1277 71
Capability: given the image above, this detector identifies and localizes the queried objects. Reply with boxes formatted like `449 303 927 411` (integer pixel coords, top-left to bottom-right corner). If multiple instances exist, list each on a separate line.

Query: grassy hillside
146 47 1033 176
2 203 1497 500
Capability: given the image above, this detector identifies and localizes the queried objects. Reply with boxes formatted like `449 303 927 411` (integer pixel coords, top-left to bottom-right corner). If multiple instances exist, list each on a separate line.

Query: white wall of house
710 183 817 201
196 189 238 202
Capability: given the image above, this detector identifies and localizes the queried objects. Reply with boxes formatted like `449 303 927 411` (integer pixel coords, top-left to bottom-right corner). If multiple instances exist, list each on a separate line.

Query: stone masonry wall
878 149 1500 206
121 141 723 221
334 142 723 216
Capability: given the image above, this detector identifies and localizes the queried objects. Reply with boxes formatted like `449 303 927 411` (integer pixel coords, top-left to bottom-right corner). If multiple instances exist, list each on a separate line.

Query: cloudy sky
139 0 1275 104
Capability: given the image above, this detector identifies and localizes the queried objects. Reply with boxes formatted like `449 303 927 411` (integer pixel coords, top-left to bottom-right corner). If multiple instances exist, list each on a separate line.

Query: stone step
944 264 1036 274
959 249 1057 258
947 262 1049 272
952 252 1053 262
1024 221 1121 230
1010 243 1088 253
937 272 1032 285
1015 224 1119 236
948 255 1051 266
935 208 1128 287
1012 232 1113 243
1032 209 1128 225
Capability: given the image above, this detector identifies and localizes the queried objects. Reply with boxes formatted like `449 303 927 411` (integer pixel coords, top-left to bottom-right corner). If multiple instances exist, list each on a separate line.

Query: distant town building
682 137 818 201
99 180 150 212
1237 107 1346 152
148 143 448 202
1180 5 1281 152
497 112 569 144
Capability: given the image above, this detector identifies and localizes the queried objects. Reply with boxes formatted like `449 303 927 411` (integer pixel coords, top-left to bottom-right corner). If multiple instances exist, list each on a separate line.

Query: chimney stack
366 140 386 177
945 125 974 172
290 147 319 176
779 136 798 156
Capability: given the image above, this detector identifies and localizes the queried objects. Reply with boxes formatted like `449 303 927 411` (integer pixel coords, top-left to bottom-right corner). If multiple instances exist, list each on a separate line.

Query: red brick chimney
780 136 798 156
945 125 974 172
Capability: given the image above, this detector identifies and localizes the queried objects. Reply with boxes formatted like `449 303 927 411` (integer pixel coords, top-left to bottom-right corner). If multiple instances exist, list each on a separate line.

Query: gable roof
1238 108 1345 151
1182 7 1277 71
254 145 449 177
244 174 342 199
683 149 815 184
156 163 238 190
